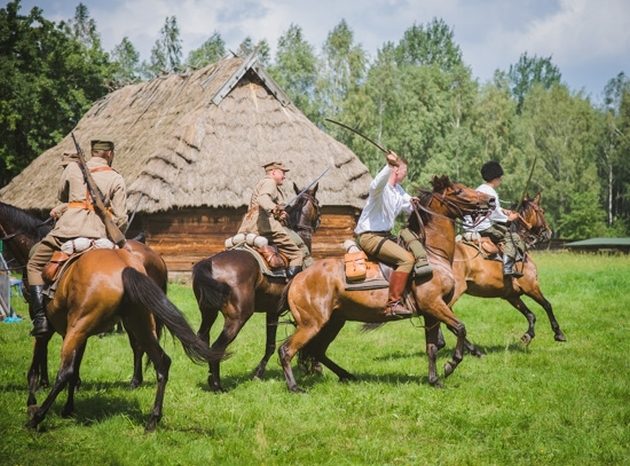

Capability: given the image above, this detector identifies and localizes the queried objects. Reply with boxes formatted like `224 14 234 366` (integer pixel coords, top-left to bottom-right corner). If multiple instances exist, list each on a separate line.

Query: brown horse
0 201 167 389
192 183 321 392
25 247 215 431
277 176 495 391
450 192 566 347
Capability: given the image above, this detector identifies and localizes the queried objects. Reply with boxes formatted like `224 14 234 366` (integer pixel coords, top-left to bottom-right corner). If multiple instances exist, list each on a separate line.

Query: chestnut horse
192 184 321 392
277 176 494 391
25 247 215 431
450 192 566 347
0 201 167 389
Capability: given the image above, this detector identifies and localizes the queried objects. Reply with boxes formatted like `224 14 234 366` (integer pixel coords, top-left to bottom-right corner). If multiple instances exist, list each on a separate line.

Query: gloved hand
273 205 288 225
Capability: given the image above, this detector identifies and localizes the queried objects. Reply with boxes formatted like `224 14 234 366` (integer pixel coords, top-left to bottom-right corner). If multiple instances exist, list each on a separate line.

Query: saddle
459 232 524 262
224 233 290 279
342 240 391 291
42 237 117 297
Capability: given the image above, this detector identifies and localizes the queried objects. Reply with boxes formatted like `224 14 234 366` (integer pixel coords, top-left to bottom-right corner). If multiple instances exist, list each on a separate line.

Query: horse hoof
555 333 567 342
429 379 443 389
129 379 142 389
61 407 74 418
289 385 305 394
521 334 533 346
251 368 265 380
209 384 225 393
145 418 158 433
339 374 357 383
444 362 455 378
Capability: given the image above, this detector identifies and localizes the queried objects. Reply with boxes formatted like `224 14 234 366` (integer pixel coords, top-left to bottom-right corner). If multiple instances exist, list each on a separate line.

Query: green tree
110 36 141 86
506 84 603 237
508 52 562 113
316 19 368 122
186 32 225 69
145 16 182 77
395 18 463 71
0 0 110 187
599 72 630 232
237 36 271 67
268 24 318 121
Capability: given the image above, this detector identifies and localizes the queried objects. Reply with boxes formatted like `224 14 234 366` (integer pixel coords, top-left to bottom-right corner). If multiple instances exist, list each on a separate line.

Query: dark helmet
481 161 504 182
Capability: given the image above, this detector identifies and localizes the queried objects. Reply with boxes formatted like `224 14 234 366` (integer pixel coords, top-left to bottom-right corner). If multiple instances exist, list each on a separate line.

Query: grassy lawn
0 251 628 465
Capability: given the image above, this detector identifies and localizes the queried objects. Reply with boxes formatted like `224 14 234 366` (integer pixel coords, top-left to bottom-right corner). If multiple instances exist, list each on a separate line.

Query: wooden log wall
136 206 360 273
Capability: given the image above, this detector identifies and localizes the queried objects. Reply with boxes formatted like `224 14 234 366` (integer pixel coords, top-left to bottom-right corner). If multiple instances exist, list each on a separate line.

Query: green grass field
1 252 628 465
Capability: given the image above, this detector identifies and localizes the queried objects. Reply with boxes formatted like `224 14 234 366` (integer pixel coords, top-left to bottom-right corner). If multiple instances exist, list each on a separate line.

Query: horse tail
361 322 386 333
121 267 216 364
191 259 231 313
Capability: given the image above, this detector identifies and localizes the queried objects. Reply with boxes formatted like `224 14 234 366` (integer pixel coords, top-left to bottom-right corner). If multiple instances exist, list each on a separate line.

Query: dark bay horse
277 176 494 391
192 183 321 392
0 201 167 389
450 192 566 346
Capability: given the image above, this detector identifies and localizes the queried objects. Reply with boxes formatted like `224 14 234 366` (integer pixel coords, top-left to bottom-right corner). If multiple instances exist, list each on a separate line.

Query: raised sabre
324 118 389 154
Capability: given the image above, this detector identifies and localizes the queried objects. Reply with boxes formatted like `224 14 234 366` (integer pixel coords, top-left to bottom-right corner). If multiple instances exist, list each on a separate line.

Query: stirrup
384 301 413 317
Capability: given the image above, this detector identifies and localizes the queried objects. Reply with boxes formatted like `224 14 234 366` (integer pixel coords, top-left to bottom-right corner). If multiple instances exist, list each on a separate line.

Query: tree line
1 1 629 239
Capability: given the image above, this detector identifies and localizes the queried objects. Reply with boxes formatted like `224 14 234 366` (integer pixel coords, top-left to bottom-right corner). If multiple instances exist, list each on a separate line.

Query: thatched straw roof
0 56 371 213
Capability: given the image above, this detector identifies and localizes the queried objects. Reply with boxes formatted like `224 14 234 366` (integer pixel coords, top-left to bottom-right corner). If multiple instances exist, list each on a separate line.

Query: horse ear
431 175 450 192
293 182 299 195
533 191 542 203
309 183 318 196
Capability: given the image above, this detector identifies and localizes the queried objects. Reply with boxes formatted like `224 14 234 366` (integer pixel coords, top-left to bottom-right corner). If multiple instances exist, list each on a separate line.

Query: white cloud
17 0 630 97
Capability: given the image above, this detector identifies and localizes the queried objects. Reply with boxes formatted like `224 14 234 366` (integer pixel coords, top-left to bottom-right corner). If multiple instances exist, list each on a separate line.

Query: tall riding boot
28 285 50 337
287 265 302 279
384 271 413 317
502 255 523 278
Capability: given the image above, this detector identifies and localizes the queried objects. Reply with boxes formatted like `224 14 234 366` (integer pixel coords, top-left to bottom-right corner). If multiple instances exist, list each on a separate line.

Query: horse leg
27 334 51 407
252 310 280 380
505 296 537 345
307 317 354 382
208 313 252 392
526 289 567 342
278 325 321 393
27 332 86 429
423 301 467 380
61 341 87 418
38 332 52 388
423 315 442 387
124 314 172 432
127 328 145 388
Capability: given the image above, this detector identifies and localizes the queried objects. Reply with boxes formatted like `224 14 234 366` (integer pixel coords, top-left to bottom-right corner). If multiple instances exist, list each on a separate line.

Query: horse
25 245 216 431
0 201 167 389
192 183 321 392
276 176 495 392
450 192 566 347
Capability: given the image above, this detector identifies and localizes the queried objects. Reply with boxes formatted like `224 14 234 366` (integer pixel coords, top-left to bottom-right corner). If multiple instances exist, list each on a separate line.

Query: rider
354 150 430 317
463 160 525 277
237 161 304 278
26 139 127 336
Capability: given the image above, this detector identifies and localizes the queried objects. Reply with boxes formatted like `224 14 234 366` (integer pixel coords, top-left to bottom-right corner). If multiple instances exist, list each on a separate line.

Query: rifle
284 166 331 209
70 133 126 247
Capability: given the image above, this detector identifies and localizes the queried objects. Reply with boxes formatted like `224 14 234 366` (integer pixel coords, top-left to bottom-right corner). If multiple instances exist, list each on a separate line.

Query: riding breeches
356 232 414 274
479 225 525 259
267 227 304 267
26 235 68 286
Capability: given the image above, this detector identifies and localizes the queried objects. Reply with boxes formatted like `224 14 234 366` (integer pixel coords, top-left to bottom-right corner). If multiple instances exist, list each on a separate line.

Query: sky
17 0 630 103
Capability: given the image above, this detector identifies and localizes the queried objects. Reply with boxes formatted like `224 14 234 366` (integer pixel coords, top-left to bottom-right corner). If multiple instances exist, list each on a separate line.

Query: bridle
516 200 551 247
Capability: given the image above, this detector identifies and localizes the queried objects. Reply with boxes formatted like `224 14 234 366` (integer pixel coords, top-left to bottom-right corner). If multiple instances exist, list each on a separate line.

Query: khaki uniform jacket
238 176 285 236
51 156 127 239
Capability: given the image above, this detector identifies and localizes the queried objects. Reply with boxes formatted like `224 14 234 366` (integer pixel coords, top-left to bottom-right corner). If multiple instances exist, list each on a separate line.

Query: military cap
263 161 290 172
481 161 504 182
91 140 115 151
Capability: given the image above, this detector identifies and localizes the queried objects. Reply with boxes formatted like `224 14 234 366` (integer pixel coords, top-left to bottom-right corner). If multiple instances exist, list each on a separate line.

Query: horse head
286 183 321 250
0 201 51 267
518 192 552 244
410 176 494 232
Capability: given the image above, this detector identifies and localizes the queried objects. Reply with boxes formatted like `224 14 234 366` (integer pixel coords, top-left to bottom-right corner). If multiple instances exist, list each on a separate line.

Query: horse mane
0 201 51 241
408 175 454 231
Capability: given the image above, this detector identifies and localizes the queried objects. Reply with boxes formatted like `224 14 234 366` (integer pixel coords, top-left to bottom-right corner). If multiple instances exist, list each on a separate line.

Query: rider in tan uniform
26 140 127 336
238 161 304 278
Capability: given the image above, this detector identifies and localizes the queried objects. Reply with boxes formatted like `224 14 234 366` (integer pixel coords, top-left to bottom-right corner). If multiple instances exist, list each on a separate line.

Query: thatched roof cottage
0 55 371 273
